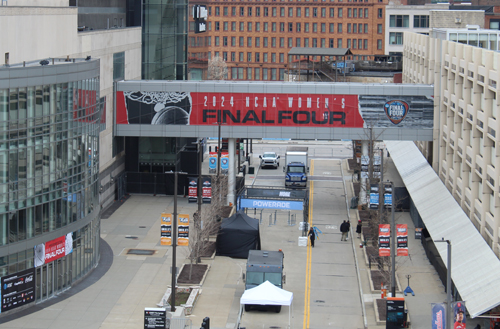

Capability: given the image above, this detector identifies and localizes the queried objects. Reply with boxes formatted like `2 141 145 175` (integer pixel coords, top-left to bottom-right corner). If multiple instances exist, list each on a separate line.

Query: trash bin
248 166 255 175
350 196 359 209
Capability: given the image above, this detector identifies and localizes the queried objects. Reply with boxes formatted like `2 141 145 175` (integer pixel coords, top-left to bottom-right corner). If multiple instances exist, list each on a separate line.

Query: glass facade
0 58 102 310
142 0 189 80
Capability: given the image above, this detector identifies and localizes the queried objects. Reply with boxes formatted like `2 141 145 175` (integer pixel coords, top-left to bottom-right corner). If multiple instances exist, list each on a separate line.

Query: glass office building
0 58 102 311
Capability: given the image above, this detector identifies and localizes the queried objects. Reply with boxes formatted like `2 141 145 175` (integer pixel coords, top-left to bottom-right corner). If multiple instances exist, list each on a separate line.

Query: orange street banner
396 224 408 256
378 224 391 257
161 213 172 246
178 214 190 246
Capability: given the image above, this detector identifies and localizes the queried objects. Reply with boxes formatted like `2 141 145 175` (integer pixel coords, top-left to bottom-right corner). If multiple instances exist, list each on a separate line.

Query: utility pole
390 180 396 298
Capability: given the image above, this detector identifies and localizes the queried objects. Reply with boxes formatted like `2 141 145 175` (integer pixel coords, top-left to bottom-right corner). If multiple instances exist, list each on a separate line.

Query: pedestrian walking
356 220 362 239
308 227 316 247
346 220 351 240
340 220 349 241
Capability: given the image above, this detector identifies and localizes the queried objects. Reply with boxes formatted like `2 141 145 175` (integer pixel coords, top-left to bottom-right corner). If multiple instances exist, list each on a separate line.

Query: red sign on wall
45 236 66 263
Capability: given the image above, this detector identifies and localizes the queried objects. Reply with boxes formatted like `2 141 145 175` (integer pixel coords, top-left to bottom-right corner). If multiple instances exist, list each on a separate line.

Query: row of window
212 21 379 34
211 6 372 18
229 67 285 81
389 15 429 28
211 0 374 3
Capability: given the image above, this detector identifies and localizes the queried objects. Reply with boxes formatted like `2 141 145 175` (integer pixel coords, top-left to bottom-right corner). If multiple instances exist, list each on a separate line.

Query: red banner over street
379 224 391 257
396 224 408 256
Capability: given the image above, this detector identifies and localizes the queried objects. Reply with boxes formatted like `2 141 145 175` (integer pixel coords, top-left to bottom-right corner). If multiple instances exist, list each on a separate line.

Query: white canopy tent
239 281 294 328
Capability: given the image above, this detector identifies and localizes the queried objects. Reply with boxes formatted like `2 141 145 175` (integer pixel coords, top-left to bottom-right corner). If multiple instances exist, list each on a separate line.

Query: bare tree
208 56 228 80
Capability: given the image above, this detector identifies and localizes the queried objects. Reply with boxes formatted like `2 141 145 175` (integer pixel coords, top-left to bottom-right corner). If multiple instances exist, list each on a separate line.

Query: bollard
274 210 277 225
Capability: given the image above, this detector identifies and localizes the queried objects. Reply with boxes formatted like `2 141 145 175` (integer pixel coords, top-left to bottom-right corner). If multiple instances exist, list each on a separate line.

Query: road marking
322 172 331 175
325 225 338 230
303 159 314 329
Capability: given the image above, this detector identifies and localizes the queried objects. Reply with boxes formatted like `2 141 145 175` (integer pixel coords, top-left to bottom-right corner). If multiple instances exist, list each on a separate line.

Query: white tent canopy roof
386 141 500 318
240 281 293 306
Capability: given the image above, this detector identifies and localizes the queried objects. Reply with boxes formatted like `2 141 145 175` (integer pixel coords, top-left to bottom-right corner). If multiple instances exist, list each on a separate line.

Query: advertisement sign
452 301 466 329
396 224 408 256
188 177 198 203
202 177 212 203
144 307 167 329
379 224 391 257
240 198 304 210
432 303 446 329
208 152 217 173
178 214 189 246
386 297 406 329
160 213 172 246
220 152 229 171
370 193 379 209
1 268 36 312
44 236 67 264
385 193 392 206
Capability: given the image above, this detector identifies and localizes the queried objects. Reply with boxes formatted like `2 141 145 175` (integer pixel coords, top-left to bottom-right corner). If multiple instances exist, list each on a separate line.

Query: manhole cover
127 249 155 255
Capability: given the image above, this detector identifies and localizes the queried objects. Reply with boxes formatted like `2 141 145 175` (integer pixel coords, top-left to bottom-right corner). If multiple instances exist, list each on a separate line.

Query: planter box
157 285 202 315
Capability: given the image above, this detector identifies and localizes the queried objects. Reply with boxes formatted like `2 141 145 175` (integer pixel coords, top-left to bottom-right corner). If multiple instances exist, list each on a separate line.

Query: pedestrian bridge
115 81 434 141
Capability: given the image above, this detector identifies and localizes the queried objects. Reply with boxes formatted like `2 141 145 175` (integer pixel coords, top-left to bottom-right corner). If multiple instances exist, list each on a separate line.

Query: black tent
216 211 261 259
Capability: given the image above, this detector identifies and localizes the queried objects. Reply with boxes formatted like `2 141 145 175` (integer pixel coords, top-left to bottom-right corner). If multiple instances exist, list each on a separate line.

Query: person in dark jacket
340 220 349 241
346 220 351 240
356 220 362 239
308 227 316 247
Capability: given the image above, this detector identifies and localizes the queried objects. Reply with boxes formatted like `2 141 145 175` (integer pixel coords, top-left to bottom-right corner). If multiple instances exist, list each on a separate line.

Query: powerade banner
432 303 446 329
379 224 391 257
1 268 35 312
160 213 172 246
178 214 189 246
396 224 408 256
116 89 434 129
188 177 197 203
240 198 304 210
202 177 212 203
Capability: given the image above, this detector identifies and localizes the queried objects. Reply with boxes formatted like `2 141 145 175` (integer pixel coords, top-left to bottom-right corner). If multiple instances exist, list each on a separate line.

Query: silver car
259 152 280 169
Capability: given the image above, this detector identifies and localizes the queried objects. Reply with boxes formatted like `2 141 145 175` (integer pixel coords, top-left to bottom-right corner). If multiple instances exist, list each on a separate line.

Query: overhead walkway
386 141 500 318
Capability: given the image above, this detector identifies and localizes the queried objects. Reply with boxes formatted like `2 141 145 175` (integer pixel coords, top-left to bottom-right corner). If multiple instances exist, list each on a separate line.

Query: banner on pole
160 213 172 246
378 224 391 257
209 152 217 173
452 301 466 329
431 303 446 329
178 214 190 246
188 177 198 203
202 177 212 203
396 224 408 256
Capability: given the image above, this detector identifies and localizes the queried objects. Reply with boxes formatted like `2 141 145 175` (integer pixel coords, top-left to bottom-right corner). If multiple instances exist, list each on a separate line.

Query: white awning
386 141 500 318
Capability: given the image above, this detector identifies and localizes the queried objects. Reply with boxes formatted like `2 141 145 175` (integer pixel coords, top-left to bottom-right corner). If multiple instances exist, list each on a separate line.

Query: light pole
167 170 187 312
434 238 452 329
389 180 396 298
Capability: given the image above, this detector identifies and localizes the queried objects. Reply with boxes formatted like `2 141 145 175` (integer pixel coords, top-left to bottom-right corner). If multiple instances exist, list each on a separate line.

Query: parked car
259 152 280 169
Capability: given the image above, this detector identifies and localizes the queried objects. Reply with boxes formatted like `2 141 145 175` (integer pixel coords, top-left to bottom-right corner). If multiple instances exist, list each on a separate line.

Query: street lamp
166 170 187 312
434 238 452 329
389 180 396 298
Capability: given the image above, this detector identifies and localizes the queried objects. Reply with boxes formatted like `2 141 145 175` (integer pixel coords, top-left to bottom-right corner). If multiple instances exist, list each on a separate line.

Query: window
215 6 220 16
271 53 276 62
215 22 220 31
377 24 382 34
208 22 211 31
297 7 301 17
263 68 268 80
239 37 244 46
364 39 368 49
312 38 317 47
208 36 211 45
256 7 261 16
288 37 293 47
239 52 244 61
321 23 326 32
364 24 368 33
304 38 309 47
272 7 277 16
223 7 228 16
358 8 362 18
289 7 293 17
256 37 260 47
305 7 309 17
264 37 268 47
238 68 243 79
337 38 342 47
280 37 284 47
272 37 276 47
240 7 244 16
247 67 252 80
248 22 252 31
256 22 260 31
338 8 342 17
296 38 301 47
389 15 409 28
414 15 429 28
358 39 362 49
247 52 252 62
215 36 220 46
280 53 284 62
223 36 228 46
231 52 236 61
347 39 351 48
272 22 276 31
338 23 342 33
353 8 357 17
347 23 351 33
313 23 317 32
215 51 219 57
208 6 212 16
305 23 309 32
329 38 334 47
280 22 285 32
364 8 368 17
248 7 252 16
321 38 325 47
389 32 403 44
296 23 301 32
348 8 352 18
264 7 269 16
264 22 268 31
378 8 382 18
280 7 285 16
321 8 326 17
231 67 237 80
223 22 228 31
240 22 244 31
232 7 236 16
289 23 293 32
255 68 260 80
313 8 317 17
247 37 252 47
271 68 277 80
223 51 227 61
329 23 334 32
232 22 236 31
377 39 382 49
263 53 268 62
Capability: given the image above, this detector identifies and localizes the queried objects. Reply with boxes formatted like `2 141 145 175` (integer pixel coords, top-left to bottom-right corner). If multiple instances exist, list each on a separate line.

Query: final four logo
384 100 409 125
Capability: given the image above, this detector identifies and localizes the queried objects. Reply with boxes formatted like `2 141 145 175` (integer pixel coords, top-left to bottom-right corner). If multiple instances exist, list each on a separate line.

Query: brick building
188 0 388 81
